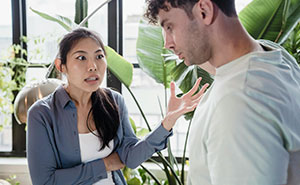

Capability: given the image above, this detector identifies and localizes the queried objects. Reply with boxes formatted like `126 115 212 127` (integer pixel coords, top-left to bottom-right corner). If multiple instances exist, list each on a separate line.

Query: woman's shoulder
103 87 124 104
28 86 63 115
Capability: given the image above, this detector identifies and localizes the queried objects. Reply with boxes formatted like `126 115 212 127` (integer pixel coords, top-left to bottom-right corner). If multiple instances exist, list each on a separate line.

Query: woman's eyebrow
72 50 87 55
95 49 103 53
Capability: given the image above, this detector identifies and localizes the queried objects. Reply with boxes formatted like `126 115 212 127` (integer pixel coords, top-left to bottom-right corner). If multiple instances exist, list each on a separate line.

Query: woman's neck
64 84 92 107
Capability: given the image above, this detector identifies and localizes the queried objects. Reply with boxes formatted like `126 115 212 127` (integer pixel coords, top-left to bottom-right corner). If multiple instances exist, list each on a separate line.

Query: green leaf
136 19 175 88
283 22 300 63
75 0 88 27
129 117 137 134
278 0 300 43
30 7 78 32
136 128 149 138
136 19 214 121
127 177 141 185
239 0 300 43
105 46 133 87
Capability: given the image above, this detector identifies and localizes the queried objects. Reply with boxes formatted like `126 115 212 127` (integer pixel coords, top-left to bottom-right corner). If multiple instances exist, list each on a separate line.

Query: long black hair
58 28 120 150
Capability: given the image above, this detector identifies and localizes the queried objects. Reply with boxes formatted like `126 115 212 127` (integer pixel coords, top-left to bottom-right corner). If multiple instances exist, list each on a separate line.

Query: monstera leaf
239 0 300 44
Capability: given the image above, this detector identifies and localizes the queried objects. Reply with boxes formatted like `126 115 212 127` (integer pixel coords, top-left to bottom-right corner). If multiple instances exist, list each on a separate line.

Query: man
145 0 300 184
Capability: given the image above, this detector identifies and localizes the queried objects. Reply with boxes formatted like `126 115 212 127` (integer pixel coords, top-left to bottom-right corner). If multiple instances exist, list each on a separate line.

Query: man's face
158 3 210 66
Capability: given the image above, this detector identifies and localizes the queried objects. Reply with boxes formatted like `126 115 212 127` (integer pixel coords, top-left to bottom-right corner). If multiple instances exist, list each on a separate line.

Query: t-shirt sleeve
206 93 289 185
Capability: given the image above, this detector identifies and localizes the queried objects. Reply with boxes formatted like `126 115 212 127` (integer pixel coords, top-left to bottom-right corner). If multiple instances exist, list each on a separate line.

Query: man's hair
145 0 237 24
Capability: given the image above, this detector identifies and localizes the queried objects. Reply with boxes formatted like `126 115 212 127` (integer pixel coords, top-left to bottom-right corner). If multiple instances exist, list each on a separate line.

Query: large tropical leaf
75 0 88 27
105 46 133 87
239 0 300 44
278 0 300 43
283 22 300 63
30 7 78 32
136 19 175 88
136 19 213 92
162 54 213 94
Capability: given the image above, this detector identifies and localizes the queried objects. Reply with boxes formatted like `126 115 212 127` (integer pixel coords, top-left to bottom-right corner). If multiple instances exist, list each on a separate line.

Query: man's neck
209 17 263 68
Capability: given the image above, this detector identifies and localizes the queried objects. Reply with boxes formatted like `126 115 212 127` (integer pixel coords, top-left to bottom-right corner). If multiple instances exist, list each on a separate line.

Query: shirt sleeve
206 94 289 185
115 94 173 169
27 102 107 185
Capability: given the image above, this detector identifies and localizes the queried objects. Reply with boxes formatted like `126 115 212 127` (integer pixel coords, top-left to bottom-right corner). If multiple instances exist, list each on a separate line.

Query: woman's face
61 37 107 93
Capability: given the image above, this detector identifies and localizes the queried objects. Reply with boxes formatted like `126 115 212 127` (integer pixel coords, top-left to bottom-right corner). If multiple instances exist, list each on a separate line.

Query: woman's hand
103 152 125 171
162 77 209 131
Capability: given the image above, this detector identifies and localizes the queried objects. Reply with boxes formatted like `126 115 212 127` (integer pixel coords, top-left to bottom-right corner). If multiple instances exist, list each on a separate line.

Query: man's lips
176 52 184 60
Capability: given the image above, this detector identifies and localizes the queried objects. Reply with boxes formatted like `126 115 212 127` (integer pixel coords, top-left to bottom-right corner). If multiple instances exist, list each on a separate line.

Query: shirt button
73 113 75 117
74 131 77 135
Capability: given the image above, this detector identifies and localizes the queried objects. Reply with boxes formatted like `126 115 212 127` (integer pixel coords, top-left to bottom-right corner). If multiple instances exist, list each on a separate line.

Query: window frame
0 0 123 157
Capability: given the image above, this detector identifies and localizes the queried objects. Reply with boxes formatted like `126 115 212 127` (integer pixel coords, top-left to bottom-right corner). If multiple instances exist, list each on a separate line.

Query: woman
27 28 208 185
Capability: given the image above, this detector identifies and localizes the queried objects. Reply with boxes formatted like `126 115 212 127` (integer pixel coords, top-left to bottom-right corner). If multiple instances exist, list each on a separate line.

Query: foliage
75 0 88 27
282 22 300 63
0 42 27 130
0 174 21 185
239 0 300 44
25 0 300 185
0 65 16 130
135 0 300 184
0 35 49 130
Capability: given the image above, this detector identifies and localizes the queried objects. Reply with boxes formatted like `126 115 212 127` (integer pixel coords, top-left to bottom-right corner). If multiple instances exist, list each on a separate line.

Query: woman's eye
96 54 104 60
76 56 86 60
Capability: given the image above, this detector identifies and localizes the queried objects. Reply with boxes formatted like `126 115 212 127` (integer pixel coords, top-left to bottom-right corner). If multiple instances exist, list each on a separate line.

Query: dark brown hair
145 0 237 24
58 28 119 150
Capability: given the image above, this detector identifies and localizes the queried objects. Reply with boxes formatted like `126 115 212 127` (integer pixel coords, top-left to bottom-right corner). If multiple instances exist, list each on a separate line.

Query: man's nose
164 32 175 51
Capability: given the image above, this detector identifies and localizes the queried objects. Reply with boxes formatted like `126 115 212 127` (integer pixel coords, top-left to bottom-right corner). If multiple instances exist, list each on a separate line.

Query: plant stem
149 158 164 170
140 164 162 185
79 0 112 27
0 59 48 68
157 152 183 185
125 84 182 185
181 119 192 185
125 85 152 131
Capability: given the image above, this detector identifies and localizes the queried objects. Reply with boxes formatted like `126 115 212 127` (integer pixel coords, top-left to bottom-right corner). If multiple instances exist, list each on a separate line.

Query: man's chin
183 59 192 66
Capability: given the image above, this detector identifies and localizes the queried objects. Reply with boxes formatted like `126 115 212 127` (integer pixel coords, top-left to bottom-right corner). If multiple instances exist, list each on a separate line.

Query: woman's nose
88 60 97 71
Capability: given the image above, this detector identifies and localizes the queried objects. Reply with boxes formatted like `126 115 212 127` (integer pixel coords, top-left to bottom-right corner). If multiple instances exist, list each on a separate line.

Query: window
26 0 108 83
0 0 13 152
0 0 253 157
0 0 110 156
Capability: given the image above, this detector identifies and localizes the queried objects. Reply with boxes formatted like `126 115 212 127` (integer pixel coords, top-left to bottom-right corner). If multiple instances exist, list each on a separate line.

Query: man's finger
187 77 202 96
192 83 209 100
170 81 176 98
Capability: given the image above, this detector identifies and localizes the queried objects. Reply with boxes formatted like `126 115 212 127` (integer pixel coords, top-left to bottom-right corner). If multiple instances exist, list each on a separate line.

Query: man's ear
54 58 64 73
194 0 215 25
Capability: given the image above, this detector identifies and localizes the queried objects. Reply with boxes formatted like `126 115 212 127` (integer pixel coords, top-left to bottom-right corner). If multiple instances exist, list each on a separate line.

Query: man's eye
96 54 104 60
76 56 86 60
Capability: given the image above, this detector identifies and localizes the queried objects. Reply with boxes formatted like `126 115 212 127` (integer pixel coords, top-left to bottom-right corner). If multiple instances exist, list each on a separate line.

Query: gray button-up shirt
27 86 172 185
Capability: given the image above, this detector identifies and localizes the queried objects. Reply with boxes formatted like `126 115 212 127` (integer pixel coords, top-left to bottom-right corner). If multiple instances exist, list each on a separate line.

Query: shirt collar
55 85 75 109
215 41 282 77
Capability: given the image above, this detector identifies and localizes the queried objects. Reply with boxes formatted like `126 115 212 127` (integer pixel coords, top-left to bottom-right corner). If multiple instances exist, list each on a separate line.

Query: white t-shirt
188 41 300 185
79 130 115 185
